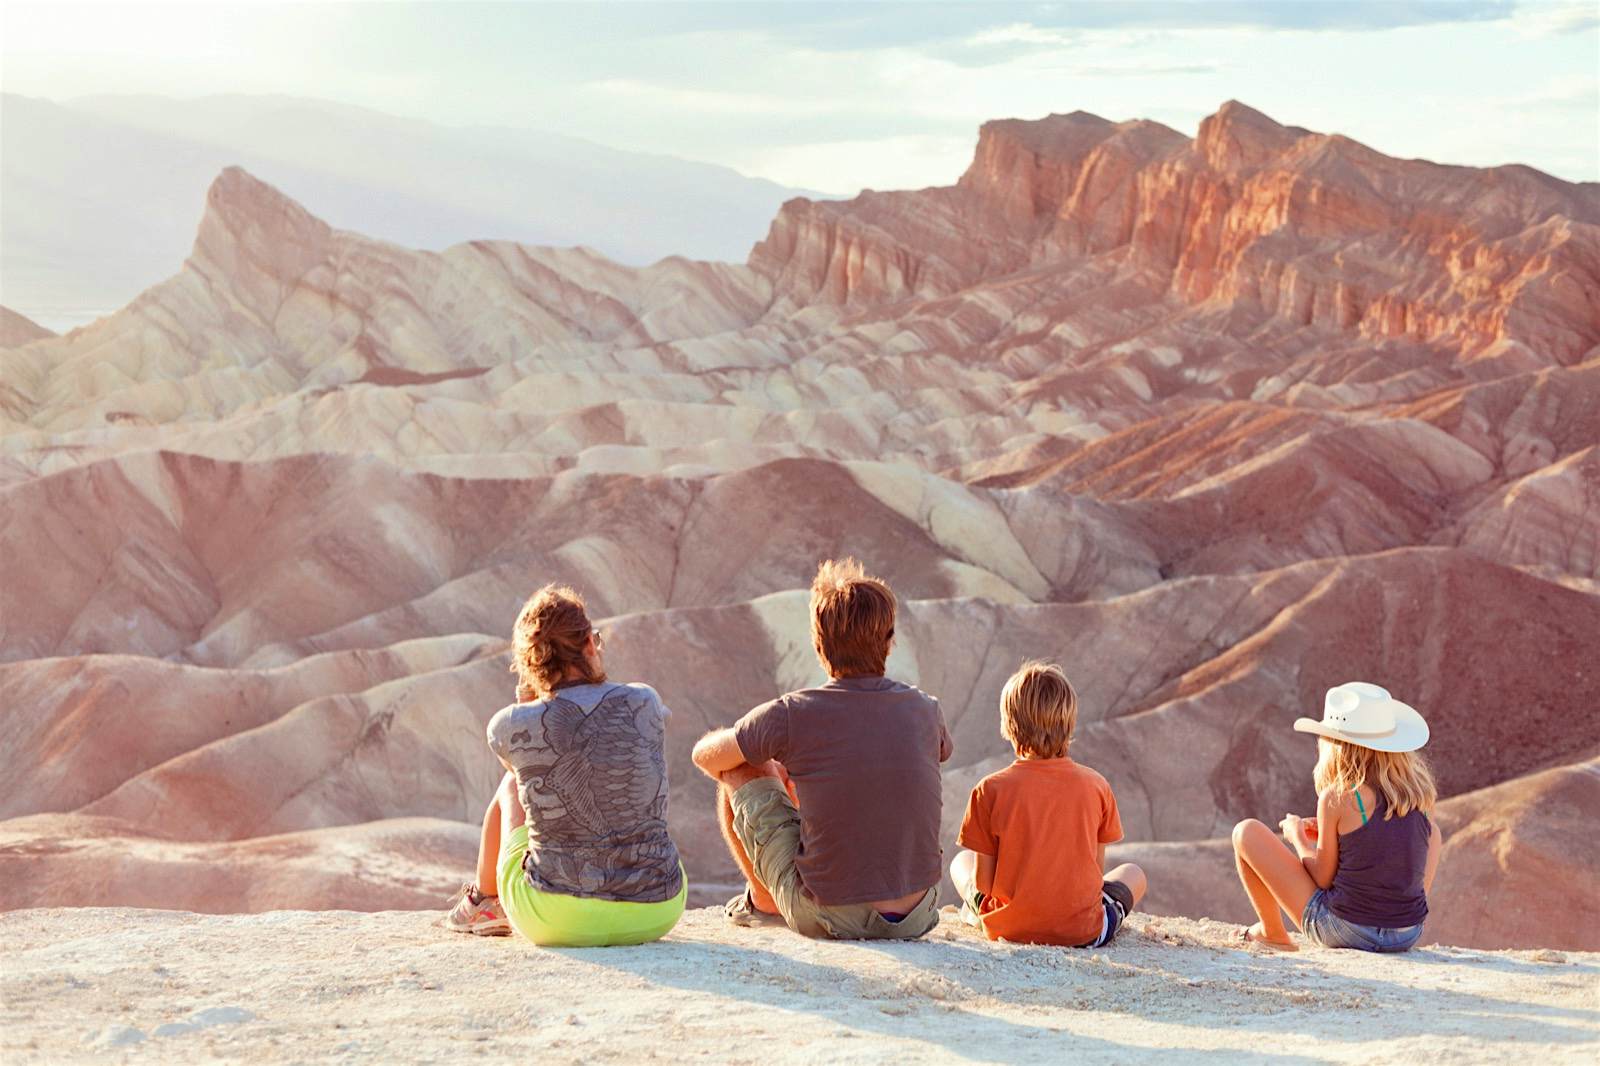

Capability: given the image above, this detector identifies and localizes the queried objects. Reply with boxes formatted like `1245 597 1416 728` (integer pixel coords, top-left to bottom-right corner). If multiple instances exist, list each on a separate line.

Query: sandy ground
2 906 1595 1065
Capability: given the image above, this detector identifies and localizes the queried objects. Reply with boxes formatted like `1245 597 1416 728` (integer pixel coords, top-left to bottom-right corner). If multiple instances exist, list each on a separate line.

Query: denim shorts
1302 889 1423 953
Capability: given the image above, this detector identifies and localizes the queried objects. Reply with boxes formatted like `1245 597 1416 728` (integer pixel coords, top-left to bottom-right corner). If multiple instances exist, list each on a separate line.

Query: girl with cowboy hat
1231 682 1443 952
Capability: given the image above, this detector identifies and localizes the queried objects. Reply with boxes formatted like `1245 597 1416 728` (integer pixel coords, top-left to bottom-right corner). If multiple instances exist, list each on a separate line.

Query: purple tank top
1326 789 1431 928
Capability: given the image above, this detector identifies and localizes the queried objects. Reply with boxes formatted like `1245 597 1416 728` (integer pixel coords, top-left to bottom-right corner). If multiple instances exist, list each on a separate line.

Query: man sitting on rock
691 557 953 939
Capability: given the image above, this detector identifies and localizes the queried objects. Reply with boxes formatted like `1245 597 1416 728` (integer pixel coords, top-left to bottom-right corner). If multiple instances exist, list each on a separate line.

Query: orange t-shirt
957 757 1123 946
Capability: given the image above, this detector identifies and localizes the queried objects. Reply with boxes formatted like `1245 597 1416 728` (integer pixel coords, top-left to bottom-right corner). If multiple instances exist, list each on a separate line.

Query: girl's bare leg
1232 818 1316 946
474 773 512 895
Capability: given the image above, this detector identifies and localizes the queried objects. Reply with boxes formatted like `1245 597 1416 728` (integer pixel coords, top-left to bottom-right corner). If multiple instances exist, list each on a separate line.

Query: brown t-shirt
958 757 1123 946
734 676 951 906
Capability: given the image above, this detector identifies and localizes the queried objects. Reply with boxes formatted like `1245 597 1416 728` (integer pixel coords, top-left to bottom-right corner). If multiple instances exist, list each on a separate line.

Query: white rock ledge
2 907 1595 1065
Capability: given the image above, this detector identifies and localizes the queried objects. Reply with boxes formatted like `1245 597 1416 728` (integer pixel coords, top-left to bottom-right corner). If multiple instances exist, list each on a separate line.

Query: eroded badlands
3 101 1597 949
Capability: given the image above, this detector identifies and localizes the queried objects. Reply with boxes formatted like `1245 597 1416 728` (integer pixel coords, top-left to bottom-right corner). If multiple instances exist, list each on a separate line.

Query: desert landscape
3 98 1598 968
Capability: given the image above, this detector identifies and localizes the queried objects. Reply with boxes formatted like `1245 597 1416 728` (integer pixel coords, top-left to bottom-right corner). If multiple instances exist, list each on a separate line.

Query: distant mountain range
0 92 819 331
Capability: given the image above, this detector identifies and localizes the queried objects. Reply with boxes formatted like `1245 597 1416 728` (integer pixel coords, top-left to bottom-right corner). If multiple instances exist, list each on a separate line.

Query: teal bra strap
1355 789 1369 825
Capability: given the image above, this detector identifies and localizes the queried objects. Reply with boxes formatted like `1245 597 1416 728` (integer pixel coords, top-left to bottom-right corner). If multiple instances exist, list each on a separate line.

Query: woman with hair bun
443 584 686 946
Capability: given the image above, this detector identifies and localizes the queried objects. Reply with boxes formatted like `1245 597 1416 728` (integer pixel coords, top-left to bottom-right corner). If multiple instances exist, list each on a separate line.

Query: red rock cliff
749 100 1600 361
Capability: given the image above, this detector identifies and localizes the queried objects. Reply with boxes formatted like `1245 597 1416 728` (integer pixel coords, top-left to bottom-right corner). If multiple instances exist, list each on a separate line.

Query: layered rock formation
3 102 1596 949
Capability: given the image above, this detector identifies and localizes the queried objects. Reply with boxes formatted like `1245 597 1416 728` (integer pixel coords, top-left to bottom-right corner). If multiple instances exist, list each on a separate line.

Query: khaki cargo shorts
729 777 939 941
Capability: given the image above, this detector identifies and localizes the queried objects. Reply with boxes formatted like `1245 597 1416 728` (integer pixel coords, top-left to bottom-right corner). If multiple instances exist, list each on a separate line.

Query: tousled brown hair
810 557 896 678
511 584 605 702
1001 660 1078 759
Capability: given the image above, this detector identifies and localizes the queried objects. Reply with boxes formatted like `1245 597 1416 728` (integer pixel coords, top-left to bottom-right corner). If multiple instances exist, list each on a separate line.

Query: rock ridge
749 100 1600 359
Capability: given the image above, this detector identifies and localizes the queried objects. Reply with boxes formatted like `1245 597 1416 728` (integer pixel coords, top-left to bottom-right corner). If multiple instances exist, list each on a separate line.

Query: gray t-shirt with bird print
487 681 683 904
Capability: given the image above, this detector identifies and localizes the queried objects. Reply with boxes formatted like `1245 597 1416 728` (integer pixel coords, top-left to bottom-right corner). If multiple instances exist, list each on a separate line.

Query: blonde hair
1314 737 1437 818
810 557 896 678
511 584 605 703
1000 660 1078 759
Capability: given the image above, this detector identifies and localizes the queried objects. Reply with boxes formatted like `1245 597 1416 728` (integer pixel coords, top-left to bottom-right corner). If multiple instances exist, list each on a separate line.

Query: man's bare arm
691 728 748 779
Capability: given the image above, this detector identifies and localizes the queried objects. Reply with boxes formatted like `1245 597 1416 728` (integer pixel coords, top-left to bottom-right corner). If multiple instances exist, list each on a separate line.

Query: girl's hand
1279 814 1313 857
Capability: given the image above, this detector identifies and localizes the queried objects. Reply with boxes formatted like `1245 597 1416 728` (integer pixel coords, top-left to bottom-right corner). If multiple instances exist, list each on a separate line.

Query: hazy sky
4 1 1597 193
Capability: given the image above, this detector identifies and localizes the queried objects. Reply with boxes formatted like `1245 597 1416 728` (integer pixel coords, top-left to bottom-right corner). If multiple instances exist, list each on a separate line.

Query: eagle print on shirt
493 684 683 904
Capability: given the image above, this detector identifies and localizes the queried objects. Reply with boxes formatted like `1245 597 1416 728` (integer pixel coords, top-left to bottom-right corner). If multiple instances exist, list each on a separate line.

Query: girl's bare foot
1239 922 1298 952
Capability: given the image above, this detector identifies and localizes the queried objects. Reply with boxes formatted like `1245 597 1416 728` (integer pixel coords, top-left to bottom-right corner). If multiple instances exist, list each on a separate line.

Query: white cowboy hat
1293 682 1429 753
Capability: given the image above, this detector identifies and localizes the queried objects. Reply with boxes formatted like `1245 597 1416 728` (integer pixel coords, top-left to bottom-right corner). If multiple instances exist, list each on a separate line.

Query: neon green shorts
496 825 686 947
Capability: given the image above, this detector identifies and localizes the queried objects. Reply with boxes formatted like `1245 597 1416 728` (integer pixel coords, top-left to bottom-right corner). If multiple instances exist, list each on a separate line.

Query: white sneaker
441 883 511 936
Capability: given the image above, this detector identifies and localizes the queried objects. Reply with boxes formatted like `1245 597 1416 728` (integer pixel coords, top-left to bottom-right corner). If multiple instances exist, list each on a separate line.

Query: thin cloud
589 79 849 118
1501 75 1600 112
646 3 1519 63
1074 63 1221 77
1508 0 1600 37
968 23 1079 48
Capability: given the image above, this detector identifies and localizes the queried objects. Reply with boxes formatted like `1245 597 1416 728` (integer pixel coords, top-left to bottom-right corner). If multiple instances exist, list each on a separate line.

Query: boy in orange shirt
952 661 1147 947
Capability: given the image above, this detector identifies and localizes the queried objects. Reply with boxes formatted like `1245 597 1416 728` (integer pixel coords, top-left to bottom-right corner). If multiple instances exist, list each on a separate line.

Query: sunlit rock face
2 102 1596 949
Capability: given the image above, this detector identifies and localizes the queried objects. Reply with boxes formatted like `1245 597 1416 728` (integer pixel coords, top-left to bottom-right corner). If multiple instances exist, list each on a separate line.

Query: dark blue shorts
1092 878 1135 948
969 878 1134 948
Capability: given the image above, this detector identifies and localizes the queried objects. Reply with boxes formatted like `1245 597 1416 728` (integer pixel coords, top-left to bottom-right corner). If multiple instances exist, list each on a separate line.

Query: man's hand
717 760 785 790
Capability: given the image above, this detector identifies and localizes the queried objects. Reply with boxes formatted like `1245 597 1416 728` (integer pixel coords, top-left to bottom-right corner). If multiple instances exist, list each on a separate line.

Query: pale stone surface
1 907 1596 1066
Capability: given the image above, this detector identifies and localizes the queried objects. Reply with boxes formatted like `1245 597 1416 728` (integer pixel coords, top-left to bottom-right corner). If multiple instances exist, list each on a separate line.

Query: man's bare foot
1239 922 1298 952
747 878 780 915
